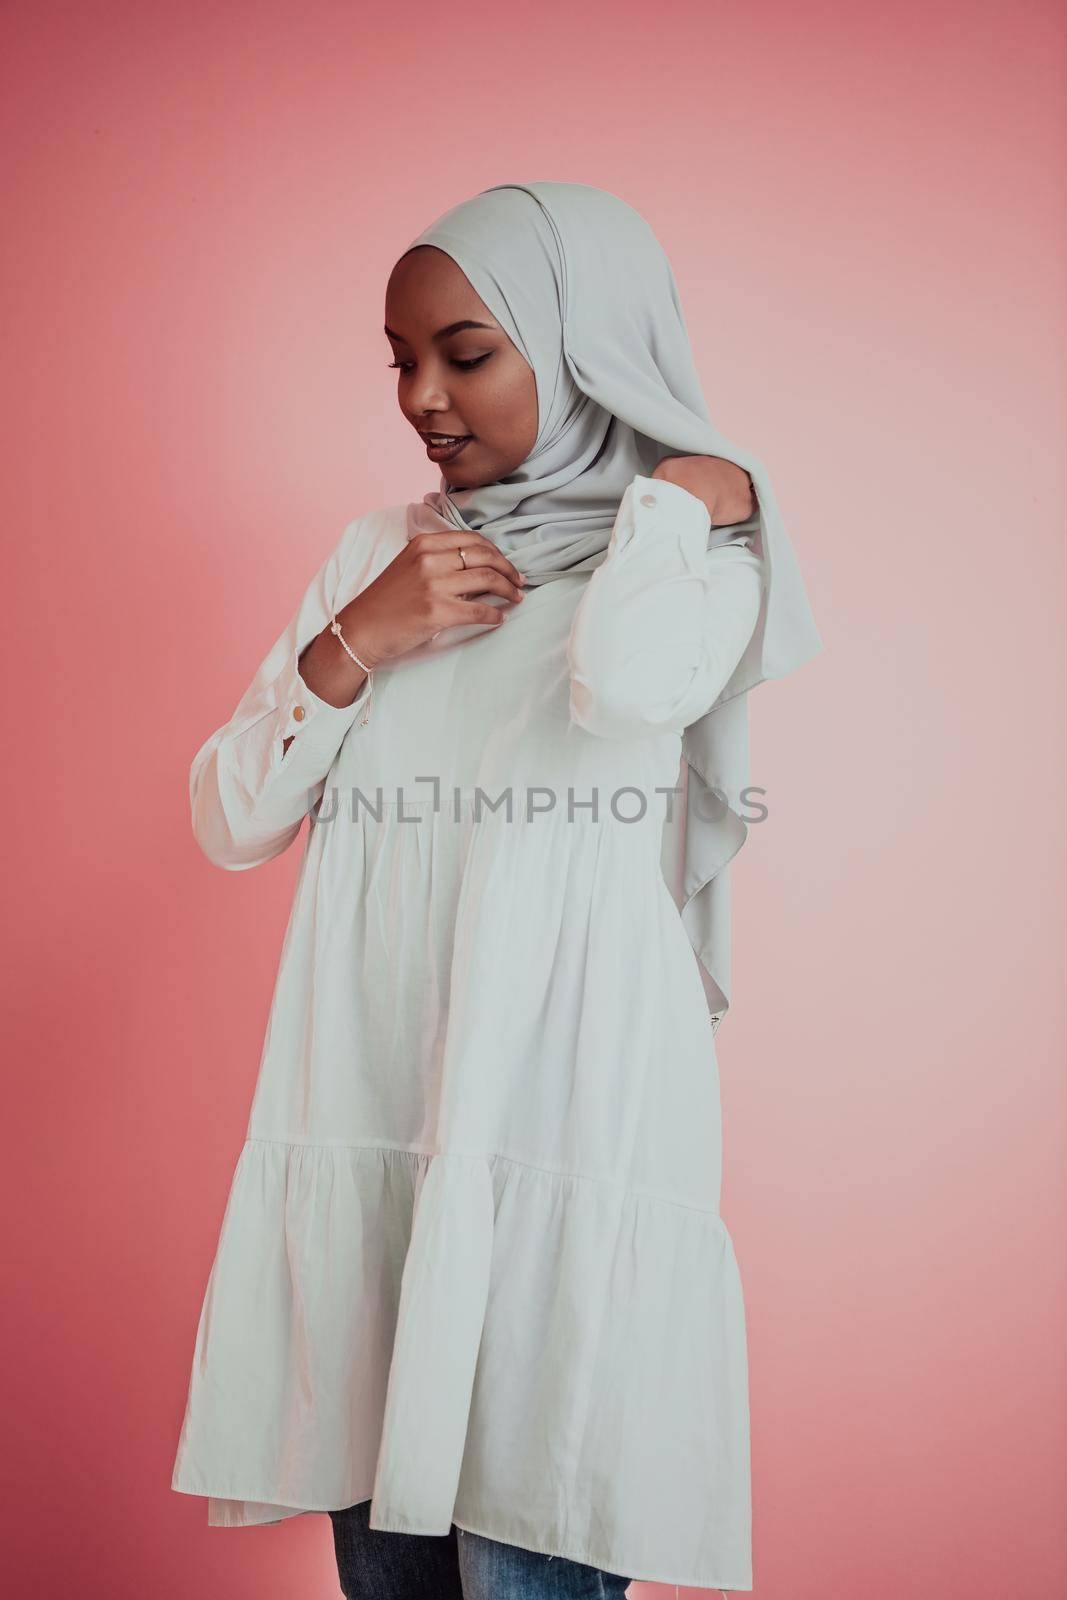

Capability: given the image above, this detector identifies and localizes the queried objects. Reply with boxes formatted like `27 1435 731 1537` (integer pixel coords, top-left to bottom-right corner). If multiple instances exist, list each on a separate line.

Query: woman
171 181 822 1598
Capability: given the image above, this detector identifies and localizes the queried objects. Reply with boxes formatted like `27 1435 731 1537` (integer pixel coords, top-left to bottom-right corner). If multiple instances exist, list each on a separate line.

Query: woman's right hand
342 531 527 667
294 532 527 712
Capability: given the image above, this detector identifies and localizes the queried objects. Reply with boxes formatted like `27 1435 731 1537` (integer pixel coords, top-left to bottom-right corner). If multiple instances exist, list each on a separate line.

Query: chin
444 466 485 489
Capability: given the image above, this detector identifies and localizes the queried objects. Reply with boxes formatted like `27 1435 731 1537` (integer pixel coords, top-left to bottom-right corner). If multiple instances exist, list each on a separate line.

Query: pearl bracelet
329 613 375 727
329 614 375 672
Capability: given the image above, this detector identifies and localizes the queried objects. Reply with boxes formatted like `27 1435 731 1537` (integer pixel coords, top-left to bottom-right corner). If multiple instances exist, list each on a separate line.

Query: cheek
473 360 536 445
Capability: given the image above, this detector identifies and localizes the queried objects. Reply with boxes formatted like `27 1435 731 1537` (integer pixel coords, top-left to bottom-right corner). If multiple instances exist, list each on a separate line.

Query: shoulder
338 500 408 549
336 501 410 569
328 502 410 604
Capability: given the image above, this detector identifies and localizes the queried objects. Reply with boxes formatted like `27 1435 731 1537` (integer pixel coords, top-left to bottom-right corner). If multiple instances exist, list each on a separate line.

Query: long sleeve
567 474 764 741
190 517 376 870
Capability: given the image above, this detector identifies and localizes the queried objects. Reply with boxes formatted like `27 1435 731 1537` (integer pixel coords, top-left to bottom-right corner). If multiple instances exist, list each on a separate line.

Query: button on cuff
632 473 711 535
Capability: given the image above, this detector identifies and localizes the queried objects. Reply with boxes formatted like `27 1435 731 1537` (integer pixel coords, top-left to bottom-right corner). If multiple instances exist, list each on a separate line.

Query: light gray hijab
398 181 822 1029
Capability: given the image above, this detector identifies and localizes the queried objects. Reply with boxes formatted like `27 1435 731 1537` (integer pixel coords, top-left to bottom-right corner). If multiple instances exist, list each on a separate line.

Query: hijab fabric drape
398 181 822 1029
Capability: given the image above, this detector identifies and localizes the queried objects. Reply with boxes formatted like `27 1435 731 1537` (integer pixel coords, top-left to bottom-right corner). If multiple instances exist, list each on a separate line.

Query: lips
421 433 473 463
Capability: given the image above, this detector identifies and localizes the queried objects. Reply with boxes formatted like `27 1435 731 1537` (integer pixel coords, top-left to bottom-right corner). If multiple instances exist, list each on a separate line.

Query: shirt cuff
254 644 374 825
612 474 711 564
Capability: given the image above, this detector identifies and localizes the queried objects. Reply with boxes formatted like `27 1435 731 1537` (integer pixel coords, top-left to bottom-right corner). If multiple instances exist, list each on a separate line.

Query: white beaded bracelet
329 613 375 727
329 613 375 671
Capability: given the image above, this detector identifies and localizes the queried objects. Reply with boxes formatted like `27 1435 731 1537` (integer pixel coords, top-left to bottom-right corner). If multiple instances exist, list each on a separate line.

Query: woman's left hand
651 455 756 525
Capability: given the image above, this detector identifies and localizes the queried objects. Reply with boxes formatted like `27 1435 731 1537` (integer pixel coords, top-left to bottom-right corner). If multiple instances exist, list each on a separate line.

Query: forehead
385 247 499 327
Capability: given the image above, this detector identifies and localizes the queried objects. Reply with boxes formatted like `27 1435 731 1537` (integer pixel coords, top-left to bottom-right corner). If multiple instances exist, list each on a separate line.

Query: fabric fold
368 1150 496 1533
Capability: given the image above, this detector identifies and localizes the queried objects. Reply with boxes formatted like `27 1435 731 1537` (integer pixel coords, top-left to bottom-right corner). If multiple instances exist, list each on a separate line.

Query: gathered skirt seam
243 1135 724 1219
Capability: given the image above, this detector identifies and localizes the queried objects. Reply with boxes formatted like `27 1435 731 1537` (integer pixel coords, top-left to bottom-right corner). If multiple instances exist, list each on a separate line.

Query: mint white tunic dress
171 471 765 1592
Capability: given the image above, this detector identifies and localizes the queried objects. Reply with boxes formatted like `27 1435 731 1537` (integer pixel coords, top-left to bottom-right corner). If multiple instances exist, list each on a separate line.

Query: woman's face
384 245 538 489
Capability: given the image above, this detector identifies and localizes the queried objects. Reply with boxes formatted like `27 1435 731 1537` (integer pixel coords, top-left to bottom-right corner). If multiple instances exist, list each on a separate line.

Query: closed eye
387 354 493 375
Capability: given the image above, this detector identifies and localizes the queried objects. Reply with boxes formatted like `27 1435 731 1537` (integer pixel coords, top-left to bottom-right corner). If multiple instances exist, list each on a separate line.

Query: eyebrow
383 319 496 344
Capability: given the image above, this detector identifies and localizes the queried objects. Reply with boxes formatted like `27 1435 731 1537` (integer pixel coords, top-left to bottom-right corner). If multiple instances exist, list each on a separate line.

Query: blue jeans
330 1499 632 1598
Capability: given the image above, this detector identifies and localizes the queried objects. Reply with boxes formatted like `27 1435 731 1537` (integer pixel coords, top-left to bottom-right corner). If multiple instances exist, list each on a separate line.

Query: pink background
3 1 1064 1595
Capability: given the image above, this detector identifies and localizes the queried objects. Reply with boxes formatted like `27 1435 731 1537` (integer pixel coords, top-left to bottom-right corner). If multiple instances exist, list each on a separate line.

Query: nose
406 372 451 418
